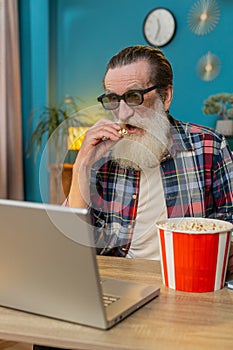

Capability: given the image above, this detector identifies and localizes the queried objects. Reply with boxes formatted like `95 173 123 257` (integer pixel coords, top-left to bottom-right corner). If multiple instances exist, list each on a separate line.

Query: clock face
143 8 176 47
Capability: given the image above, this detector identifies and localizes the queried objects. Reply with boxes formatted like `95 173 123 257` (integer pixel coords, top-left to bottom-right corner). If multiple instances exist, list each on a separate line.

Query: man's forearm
68 162 91 208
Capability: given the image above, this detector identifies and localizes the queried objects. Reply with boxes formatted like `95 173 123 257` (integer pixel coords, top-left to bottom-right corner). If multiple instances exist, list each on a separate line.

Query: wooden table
0 257 232 350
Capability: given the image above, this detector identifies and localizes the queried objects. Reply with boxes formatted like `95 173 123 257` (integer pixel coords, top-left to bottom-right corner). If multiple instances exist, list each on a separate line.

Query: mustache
116 118 146 130
115 108 168 132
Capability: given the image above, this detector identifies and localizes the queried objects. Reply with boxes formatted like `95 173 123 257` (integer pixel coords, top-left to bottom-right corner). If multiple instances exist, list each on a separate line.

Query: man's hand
77 119 122 166
68 119 122 208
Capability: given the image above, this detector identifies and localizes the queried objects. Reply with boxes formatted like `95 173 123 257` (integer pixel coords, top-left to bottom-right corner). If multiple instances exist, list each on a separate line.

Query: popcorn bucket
156 218 233 292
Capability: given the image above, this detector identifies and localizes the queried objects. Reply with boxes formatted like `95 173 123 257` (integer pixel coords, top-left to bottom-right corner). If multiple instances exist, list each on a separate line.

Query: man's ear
164 85 173 112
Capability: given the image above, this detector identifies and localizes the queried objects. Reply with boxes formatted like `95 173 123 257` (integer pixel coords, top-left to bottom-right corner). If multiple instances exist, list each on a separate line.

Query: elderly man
68 45 233 271
34 45 233 350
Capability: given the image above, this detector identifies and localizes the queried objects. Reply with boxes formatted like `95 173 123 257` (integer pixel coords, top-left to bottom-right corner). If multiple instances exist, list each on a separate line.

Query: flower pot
216 120 233 136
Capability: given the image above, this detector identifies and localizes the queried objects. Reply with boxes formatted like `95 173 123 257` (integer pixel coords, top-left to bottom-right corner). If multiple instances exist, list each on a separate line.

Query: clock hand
154 18 161 39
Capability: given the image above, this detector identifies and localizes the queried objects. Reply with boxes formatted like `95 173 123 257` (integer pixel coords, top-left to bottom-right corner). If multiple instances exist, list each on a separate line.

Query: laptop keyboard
103 294 120 307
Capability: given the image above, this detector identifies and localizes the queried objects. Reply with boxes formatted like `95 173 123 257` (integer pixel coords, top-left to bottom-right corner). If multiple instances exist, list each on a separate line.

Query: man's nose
117 100 134 122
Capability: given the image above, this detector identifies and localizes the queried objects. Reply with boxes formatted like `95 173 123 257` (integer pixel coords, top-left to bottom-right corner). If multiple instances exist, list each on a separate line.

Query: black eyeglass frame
97 84 161 110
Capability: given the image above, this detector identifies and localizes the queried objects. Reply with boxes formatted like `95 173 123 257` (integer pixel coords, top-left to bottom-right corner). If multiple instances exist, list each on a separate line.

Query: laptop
0 199 160 329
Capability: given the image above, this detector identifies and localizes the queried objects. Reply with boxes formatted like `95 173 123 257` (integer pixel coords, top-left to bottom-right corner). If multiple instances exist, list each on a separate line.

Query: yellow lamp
68 126 89 151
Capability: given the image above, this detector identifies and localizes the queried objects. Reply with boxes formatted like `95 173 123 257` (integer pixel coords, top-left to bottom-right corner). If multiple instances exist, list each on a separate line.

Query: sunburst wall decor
197 51 221 81
188 0 220 35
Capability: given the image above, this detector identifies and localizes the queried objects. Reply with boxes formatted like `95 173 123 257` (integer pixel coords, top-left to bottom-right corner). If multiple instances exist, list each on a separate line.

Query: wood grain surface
0 257 232 350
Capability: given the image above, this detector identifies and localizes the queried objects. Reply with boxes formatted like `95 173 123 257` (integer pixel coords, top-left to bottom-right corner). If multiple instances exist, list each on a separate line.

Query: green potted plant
28 95 84 163
28 95 115 203
203 93 233 136
28 95 86 203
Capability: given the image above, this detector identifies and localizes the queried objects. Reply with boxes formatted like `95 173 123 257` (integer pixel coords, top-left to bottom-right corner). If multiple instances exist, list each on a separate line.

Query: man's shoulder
172 118 224 141
169 117 226 154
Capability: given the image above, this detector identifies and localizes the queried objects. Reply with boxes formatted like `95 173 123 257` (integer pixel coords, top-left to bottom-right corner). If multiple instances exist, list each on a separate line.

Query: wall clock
143 8 176 47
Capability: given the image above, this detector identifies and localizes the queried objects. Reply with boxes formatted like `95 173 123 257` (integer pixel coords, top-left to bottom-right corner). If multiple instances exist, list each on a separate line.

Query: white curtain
0 0 24 199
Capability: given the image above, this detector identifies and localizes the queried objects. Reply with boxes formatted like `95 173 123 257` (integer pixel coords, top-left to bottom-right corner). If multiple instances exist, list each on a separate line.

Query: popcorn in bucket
156 218 233 292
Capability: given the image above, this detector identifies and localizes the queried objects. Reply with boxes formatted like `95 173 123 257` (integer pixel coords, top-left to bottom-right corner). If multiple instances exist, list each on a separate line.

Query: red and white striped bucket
156 218 233 293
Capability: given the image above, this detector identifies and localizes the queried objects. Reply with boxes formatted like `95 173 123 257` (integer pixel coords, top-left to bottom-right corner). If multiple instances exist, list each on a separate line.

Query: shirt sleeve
212 138 233 223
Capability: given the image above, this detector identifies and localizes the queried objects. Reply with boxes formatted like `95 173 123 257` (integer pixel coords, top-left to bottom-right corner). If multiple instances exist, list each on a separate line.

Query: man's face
104 60 172 170
104 60 158 134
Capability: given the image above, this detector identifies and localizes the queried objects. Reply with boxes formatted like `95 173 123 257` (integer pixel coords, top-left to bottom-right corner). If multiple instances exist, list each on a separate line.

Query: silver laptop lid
0 199 108 328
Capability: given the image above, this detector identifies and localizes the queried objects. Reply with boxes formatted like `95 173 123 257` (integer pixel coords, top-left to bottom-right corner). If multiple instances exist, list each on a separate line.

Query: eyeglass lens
125 91 142 105
102 91 143 110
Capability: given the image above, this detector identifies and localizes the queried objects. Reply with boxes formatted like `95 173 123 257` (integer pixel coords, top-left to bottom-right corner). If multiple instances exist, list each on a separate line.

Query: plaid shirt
90 117 233 257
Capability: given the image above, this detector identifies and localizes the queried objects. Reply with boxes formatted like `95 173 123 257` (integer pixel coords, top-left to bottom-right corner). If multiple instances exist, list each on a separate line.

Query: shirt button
132 194 137 200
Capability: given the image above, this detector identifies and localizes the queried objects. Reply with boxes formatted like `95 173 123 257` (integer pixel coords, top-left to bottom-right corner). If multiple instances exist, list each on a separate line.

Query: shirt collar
167 116 194 157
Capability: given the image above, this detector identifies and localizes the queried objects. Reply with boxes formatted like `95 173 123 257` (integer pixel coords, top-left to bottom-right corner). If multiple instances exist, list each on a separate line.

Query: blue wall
19 0 50 202
20 0 233 202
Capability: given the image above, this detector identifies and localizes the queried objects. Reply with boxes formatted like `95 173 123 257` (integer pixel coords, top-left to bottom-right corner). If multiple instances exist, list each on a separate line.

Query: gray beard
111 101 171 170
